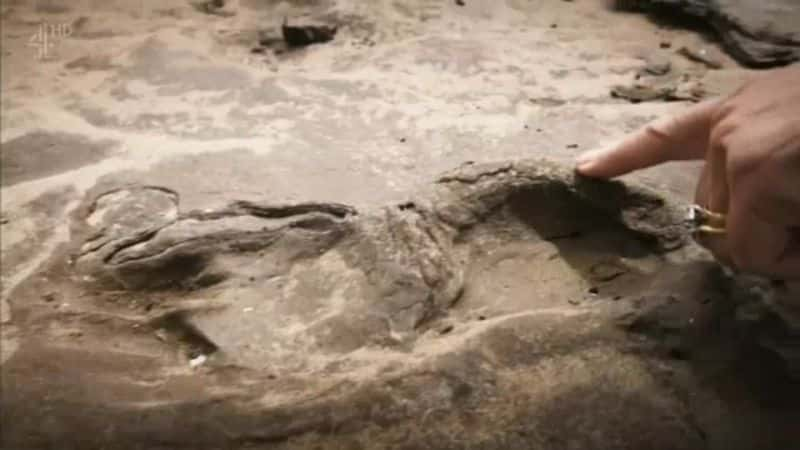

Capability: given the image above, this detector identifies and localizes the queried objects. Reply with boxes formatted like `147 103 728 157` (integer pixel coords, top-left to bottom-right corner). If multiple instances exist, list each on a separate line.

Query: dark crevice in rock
149 310 220 358
101 226 172 264
436 162 514 184
186 200 356 221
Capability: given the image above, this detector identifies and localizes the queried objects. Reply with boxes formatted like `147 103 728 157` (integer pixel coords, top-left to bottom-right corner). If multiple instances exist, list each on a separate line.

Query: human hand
576 67 800 280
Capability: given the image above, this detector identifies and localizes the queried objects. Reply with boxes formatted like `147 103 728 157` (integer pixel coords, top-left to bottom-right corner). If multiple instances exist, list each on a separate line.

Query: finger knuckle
644 121 673 144
710 98 736 126
709 119 738 153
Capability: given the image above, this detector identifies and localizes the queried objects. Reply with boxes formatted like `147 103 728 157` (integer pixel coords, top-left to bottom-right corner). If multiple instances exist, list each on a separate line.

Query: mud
3 160 799 450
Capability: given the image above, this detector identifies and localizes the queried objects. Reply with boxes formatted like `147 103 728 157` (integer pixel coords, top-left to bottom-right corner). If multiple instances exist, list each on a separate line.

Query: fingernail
575 153 593 165
575 148 604 165
576 159 596 175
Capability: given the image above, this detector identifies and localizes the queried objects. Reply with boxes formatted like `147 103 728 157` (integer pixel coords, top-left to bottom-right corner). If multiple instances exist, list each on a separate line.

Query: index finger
577 99 721 178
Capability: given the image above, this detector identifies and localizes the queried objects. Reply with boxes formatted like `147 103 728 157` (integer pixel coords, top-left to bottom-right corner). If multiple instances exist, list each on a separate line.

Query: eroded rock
619 0 800 67
4 159 799 450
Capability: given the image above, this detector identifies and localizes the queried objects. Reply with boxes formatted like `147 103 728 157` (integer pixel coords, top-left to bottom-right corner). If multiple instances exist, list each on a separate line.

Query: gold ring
687 205 727 235
696 224 727 235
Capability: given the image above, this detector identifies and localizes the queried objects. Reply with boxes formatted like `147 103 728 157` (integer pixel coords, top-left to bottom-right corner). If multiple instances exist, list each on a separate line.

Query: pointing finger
577 100 721 178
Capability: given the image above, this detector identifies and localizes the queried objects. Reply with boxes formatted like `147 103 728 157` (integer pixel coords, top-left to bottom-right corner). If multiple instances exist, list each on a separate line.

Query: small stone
477 315 486 321
550 23 558 29
400 137 406 143
439 324 454 335
642 52 672 76
154 329 168 342
659 41 671 49
568 299 581 306
189 354 208 368
455 0 465 5
42 292 57 303
677 46 723 69
567 144 579 149
589 262 627 282
588 287 599 295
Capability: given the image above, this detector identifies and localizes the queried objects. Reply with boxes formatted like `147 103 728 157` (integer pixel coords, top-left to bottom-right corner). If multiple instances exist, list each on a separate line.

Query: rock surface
622 0 800 67
2 1 797 449
3 160 799 450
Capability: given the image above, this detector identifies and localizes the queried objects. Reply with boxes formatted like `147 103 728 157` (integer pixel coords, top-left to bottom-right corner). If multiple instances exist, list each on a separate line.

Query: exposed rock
4 160 799 450
282 18 337 48
612 66 707 103
618 0 800 67
677 45 724 69
641 51 673 75
0 130 117 187
611 80 679 102
192 0 235 17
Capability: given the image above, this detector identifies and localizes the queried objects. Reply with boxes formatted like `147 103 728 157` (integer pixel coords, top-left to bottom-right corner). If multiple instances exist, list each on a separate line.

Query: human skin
576 67 800 280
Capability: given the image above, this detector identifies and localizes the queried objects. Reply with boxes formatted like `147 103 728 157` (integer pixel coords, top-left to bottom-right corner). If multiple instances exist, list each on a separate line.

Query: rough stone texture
2 1 797 449
623 0 800 67
3 160 800 450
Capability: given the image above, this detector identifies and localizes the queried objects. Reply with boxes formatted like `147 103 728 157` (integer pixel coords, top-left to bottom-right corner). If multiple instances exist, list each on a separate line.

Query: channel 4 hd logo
28 0 152 60
28 22 72 61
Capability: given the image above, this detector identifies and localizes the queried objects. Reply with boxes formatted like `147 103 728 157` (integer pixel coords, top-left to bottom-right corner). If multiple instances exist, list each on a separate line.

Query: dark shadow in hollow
493 183 662 296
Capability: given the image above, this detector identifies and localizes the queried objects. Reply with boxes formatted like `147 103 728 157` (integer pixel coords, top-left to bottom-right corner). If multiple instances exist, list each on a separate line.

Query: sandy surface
1 0 749 327
5 1 796 450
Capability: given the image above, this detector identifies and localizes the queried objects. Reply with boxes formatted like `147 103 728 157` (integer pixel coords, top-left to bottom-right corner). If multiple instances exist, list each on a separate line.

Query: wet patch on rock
0 130 117 186
124 37 251 93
